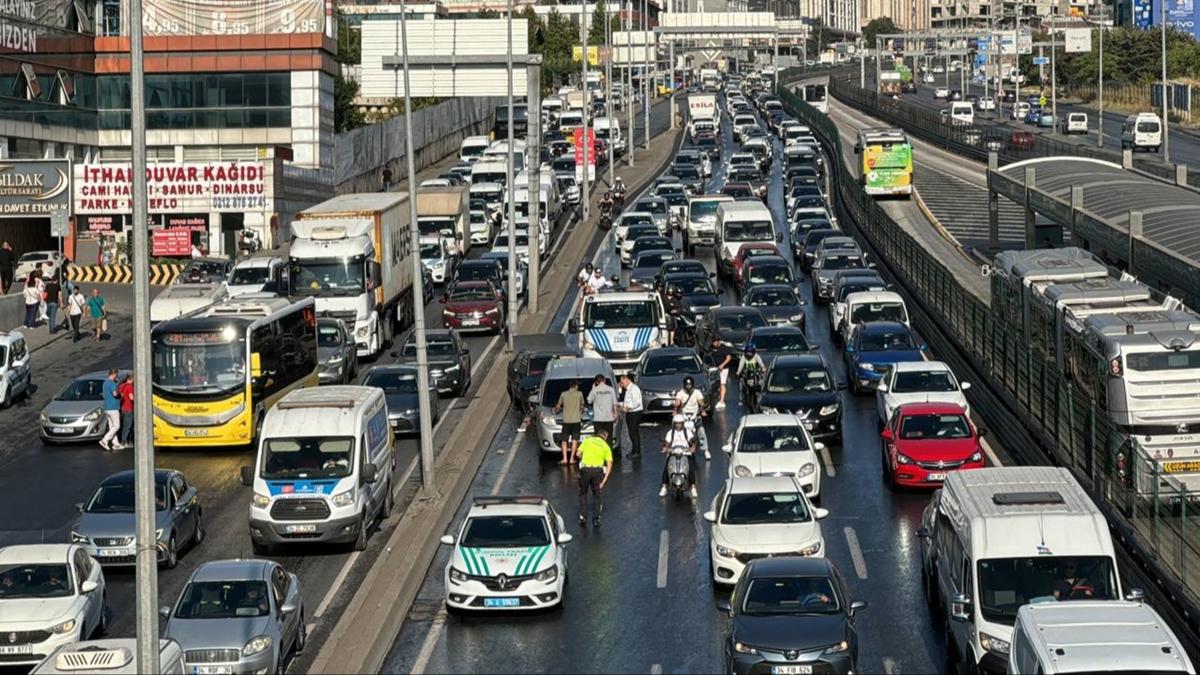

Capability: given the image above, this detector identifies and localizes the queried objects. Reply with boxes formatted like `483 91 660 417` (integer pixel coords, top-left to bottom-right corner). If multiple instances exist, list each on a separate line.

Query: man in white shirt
587 269 612 294
673 376 710 459
620 372 644 457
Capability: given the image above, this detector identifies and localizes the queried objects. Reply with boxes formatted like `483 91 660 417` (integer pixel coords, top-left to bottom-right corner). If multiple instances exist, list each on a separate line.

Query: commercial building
0 0 337 265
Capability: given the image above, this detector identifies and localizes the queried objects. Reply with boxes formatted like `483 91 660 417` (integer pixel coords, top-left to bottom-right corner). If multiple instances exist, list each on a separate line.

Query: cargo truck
290 192 415 359
416 185 470 257
688 93 717 123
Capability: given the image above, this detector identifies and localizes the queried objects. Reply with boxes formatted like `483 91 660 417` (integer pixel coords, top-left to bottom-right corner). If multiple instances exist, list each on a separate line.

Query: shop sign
152 228 193 257
0 159 71 216
75 161 269 214
80 214 125 233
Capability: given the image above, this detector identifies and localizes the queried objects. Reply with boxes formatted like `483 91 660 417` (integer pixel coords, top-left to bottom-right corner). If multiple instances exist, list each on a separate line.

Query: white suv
441 496 572 611
1063 112 1088 134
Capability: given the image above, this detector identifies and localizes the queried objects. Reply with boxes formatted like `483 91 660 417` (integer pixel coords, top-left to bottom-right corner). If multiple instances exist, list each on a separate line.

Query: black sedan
629 250 677 290
758 354 843 443
738 255 797 300
718 557 867 675
395 329 471 397
799 228 840 273
661 271 721 317
743 284 807 330
506 339 576 414
697 307 768 360
362 364 440 434
747 326 812 367
634 346 718 415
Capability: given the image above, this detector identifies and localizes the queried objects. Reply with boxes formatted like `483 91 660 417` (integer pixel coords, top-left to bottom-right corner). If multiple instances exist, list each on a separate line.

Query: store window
102 0 120 36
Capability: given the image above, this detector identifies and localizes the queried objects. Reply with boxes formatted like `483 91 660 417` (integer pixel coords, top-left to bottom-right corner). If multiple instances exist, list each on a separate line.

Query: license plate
98 548 127 557
0 645 32 655
483 597 521 607
1163 460 1200 474
772 666 812 675
462 318 479 326
927 472 947 482
285 524 317 534
52 426 74 434
658 399 674 408
193 667 233 675
183 428 208 437
802 421 815 430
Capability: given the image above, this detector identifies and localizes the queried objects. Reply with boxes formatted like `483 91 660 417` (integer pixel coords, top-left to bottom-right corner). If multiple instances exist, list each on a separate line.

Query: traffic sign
50 211 69 238
1032 56 1049 65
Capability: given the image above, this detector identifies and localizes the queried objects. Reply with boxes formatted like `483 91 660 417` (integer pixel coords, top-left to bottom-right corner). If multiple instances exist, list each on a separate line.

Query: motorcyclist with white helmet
659 413 698 498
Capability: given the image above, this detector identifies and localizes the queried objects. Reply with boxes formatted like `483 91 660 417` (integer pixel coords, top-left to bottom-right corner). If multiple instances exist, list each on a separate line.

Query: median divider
309 124 684 675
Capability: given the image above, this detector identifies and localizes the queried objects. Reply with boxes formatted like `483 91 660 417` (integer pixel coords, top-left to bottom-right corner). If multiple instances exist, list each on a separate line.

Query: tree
334 74 366 133
335 11 360 65
588 0 619 46
862 17 897 47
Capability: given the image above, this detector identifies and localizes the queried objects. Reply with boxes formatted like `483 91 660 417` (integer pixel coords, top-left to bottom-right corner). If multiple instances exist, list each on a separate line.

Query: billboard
0 159 71 218
74 161 270 215
1134 0 1154 29
1157 0 1200 37
1064 28 1093 52
131 0 324 36
573 45 612 66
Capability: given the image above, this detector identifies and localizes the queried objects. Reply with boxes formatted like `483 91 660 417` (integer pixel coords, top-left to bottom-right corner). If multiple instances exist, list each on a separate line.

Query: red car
733 242 781 279
880 402 986 489
441 280 505 334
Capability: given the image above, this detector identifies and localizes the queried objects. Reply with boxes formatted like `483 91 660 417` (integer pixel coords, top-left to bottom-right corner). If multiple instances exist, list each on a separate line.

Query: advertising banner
573 127 596 183
572 45 612 66
151 228 193 257
0 159 71 217
1134 0 1154 29
862 143 912 193
1158 0 1200 37
133 0 324 36
0 0 73 53
75 161 269 215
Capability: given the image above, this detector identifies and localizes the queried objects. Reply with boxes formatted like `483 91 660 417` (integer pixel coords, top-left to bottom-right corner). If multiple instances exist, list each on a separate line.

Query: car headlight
715 544 738 558
242 635 273 657
819 404 839 416
823 640 849 654
443 310 455 318
980 632 1010 656
734 465 752 478
896 453 912 465
252 493 270 509
969 451 983 463
541 414 557 426
759 406 779 414
733 641 757 655
798 541 823 556
327 354 344 365
50 619 77 635
449 566 469 583
534 565 559 582
799 462 816 477
39 412 48 423
70 531 89 544
356 325 369 338
485 307 500 315
817 276 831 284
332 489 356 508
432 260 445 271
857 363 875 373
84 409 102 422
790 314 804 322
444 364 461 372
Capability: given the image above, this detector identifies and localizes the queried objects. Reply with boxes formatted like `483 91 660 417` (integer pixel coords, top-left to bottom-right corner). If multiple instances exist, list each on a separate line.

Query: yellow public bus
855 128 913 198
151 295 318 448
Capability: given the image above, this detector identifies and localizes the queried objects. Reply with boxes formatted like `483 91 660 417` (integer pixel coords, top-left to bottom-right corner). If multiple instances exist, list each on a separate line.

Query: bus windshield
152 330 247 396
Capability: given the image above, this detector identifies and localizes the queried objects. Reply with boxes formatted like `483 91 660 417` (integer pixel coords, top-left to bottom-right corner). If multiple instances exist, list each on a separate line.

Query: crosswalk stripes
65 264 183 285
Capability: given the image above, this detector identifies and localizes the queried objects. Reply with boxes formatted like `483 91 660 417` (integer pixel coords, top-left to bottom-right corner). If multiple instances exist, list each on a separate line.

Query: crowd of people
0 241 109 342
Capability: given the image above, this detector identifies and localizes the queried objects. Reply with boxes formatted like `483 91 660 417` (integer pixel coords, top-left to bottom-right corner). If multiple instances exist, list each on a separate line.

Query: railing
778 83 1200 645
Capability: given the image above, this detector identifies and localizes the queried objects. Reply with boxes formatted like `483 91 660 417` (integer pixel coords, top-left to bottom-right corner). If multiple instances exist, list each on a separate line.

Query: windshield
457 264 498 282
401 340 458 357
290 259 365 296
859 329 915 351
621 216 656 230
892 369 957 393
461 144 486 158
836 282 885 301
0 564 72 599
262 436 354 479
725 220 773 242
180 260 228 282
850 302 906 324
152 332 246 395
634 253 674 269
724 186 753 198
738 425 810 452
752 331 810 352
717 312 767 332
766 365 832 393
668 277 714 295
420 242 443 259
977 556 1118 625
494 234 529 248
747 266 792 286
742 576 840 615
1137 121 1159 133
676 166 700 180
56 378 106 401
1125 350 1200 371
722 491 812 525
317 323 344 347
690 200 726 220
18 252 49 263
792 197 826 210
174 580 270 619
363 369 419 393
820 255 864 271
229 266 270 286
86 481 168 513
805 231 836 248
636 201 668 215
641 352 701 376
461 515 550 548
746 287 799 308
899 413 971 439
730 168 762 183
448 285 497 302
584 301 658 329
664 193 688 206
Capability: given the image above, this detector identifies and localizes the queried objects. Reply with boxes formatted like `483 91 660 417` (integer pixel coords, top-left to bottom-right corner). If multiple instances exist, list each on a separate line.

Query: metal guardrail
778 84 1200 655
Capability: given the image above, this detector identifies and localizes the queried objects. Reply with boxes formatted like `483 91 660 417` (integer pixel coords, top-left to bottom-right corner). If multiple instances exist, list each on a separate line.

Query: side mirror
239 466 254 487
280 601 297 614
75 502 84 513
915 526 929 538
845 345 856 353
462 348 471 356
568 318 581 334
876 383 888 393
390 350 400 358
814 442 826 451
703 510 717 523
360 463 378 485
159 605 172 621
919 344 928 352
881 428 894 441
722 442 733 453
715 599 732 614
950 593 972 622
775 232 783 243
813 507 830 520
440 534 456 546
81 580 99 593
961 381 971 390
1126 588 1145 602
849 599 868 615
558 533 574 544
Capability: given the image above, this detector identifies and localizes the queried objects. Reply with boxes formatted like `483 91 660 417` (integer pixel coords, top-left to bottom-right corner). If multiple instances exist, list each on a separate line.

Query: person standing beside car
553 379 584 466
99 369 122 451
619 372 643 457
117 372 135 447
587 373 618 441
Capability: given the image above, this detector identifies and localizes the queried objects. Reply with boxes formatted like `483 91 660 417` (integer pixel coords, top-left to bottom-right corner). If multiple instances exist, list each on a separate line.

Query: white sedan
704 475 828 586
0 544 107 667
876 360 971 426
723 413 823 500
934 86 950 99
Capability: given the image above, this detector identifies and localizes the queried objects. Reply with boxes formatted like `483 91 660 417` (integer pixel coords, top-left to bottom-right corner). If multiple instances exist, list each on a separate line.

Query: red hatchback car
733 242 781 279
880 402 986 489
441 280 505 334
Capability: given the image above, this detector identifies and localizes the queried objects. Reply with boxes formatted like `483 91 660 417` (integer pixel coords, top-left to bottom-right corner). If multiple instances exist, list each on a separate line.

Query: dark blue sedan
844 321 926 395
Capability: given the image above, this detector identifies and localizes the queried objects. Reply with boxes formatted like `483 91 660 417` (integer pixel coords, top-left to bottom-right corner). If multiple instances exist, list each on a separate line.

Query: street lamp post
1161 0 1171 164
643 0 651 151
607 1 615 184
505 0 517 348
625 0 634 167
582 0 591 220
1098 12 1105 147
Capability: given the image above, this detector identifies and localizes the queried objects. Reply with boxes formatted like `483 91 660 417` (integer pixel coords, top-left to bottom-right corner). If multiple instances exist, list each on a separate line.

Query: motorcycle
612 189 626 212
598 210 613 231
672 311 696 347
740 370 763 415
682 411 709 458
666 446 693 502
238 230 262 256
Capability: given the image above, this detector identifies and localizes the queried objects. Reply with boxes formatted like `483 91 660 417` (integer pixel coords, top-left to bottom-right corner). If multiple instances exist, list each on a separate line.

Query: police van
241 386 395 554
917 467 1135 674
568 291 671 371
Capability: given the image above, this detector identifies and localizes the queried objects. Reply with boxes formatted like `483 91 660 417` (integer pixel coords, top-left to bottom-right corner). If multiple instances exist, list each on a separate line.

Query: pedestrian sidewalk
6 283 134 353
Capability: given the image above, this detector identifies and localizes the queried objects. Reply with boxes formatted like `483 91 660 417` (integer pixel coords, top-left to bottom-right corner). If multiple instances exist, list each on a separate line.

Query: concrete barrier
0 294 24 332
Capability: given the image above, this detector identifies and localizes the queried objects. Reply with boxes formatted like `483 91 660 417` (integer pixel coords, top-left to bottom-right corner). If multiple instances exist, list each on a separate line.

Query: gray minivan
535 356 624 455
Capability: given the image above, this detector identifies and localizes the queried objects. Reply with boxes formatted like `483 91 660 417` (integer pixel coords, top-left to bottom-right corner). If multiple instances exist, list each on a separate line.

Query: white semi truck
290 192 415 359
416 185 470 257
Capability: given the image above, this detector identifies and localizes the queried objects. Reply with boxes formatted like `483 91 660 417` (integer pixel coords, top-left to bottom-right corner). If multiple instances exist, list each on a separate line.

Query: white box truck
290 192 415 359
416 185 470 256
688 93 717 123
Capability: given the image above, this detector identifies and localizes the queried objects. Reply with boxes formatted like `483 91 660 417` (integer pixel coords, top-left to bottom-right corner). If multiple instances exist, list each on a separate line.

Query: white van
1122 112 1162 152
470 160 509 187
569 291 670 370
558 110 584 135
149 283 228 327
242 386 395 554
227 256 286 297
592 117 625 155
541 96 564 125
919 467 1132 675
838 290 909 345
459 135 491 164
1008 600 1195 674
514 168 563 222
32 639 185 674
684 193 734 253
714 201 779 278
949 101 975 125
482 139 526 173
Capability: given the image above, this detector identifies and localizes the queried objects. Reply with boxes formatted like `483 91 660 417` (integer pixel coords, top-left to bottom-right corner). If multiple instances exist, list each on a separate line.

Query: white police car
440 496 572 611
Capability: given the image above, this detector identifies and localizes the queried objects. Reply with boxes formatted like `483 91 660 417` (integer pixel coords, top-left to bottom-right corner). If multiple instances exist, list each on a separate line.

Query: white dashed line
656 529 670 589
650 664 663 675
490 427 527 496
883 657 899 674
312 551 359 620
819 444 837 478
411 609 447 675
843 527 868 580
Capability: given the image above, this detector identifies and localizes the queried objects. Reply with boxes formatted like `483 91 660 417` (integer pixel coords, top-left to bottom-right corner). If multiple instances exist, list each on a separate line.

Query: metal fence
778 84 1200 632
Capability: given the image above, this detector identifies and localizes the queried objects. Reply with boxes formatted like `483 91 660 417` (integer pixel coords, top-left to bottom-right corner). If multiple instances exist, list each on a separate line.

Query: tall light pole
643 0 650 150
582 0 591 219
128 0 159 668
606 0 615 185
625 0 634 167
399 0 436 494
1161 1 1171 164
1097 11 1105 147
505 0 517 348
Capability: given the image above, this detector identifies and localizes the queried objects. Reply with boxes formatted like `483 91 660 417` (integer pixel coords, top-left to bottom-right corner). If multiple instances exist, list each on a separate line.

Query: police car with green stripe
440 496 572 611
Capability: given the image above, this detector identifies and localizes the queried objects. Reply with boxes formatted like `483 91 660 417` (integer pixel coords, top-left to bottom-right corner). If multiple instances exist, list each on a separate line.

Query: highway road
381 89 1013 675
0 101 671 674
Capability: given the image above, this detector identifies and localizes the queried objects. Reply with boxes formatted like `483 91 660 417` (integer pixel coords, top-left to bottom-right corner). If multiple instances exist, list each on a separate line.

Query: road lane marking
490 427 527 496
650 665 663 675
313 551 360 620
412 609 447 675
657 529 670 588
819 444 836 478
883 657 898 674
980 435 1001 467
843 527 868 580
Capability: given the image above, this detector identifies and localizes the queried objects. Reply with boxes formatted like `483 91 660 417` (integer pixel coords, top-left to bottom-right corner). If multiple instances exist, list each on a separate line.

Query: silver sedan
39 370 129 444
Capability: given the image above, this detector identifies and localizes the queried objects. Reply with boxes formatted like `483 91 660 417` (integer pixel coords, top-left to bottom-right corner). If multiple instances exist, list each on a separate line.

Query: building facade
0 0 336 265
